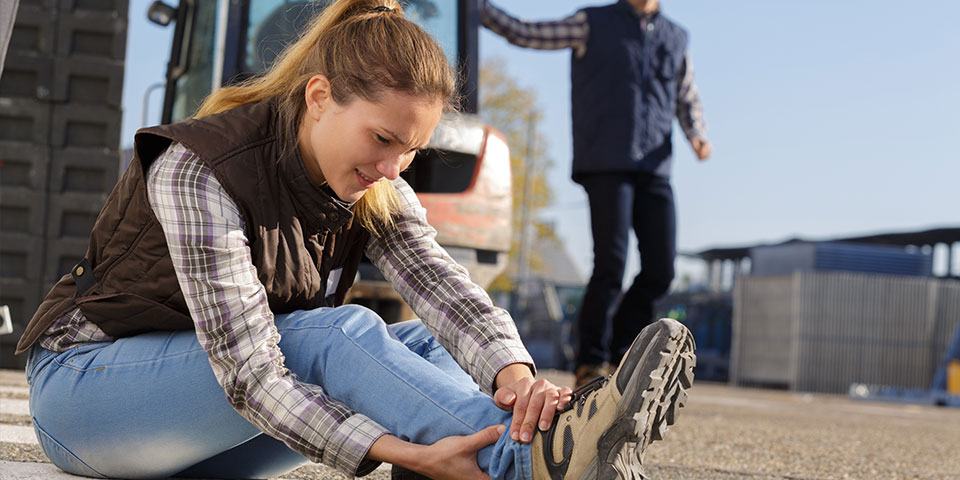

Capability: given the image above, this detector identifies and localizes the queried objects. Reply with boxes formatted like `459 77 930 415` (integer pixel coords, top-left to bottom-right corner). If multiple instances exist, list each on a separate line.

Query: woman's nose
375 156 403 180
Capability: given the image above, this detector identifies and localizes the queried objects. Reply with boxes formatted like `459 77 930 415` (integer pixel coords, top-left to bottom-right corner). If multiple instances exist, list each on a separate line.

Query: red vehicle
148 0 511 321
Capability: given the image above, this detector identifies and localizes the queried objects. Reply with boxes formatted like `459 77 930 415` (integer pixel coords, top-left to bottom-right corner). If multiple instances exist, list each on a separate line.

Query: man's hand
493 364 573 443
691 137 712 161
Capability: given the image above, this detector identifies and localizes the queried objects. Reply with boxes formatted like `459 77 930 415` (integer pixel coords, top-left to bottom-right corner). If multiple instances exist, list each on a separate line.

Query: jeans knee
636 262 674 296
328 304 386 337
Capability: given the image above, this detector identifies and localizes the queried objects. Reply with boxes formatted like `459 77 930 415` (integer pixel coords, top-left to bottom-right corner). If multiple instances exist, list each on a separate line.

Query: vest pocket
75 292 192 337
654 45 681 80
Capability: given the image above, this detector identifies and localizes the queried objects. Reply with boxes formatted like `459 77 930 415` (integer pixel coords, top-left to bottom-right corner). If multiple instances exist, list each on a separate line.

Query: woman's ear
304 74 332 121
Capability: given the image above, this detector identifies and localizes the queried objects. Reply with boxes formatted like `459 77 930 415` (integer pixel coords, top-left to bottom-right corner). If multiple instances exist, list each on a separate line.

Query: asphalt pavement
2 368 958 479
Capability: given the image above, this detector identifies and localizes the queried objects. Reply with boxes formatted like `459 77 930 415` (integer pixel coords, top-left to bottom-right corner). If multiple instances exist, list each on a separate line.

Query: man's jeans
576 172 676 367
25 305 533 479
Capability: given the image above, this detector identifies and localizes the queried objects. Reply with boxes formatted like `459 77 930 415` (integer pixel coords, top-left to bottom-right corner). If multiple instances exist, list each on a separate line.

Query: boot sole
585 318 696 480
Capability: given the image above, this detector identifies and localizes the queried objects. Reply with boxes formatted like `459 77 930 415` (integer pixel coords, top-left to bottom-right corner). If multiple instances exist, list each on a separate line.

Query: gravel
3 369 959 479
642 383 960 480
1 443 47 464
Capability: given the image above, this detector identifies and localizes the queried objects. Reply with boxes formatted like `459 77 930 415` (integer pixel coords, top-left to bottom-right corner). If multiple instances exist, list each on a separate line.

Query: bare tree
480 59 557 291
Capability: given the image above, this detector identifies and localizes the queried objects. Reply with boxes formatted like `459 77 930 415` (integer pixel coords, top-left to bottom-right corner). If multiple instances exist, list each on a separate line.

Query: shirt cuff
688 129 708 143
481 342 537 395
321 413 390 477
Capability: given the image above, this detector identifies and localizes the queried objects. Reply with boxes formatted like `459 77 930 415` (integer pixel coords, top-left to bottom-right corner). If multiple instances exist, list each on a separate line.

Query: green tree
479 59 557 292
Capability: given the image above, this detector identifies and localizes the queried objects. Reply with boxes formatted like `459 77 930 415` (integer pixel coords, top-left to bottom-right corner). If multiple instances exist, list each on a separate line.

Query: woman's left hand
493 365 573 443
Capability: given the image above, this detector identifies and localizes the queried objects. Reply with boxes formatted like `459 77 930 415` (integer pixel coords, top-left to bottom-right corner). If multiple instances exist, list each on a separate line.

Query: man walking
483 0 711 386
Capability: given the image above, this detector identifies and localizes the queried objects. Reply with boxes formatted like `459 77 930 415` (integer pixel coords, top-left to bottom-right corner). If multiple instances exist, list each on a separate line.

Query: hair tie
373 5 392 13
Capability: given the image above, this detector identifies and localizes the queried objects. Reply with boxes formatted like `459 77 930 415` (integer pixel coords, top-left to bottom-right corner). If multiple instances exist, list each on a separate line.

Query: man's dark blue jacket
571 1 687 179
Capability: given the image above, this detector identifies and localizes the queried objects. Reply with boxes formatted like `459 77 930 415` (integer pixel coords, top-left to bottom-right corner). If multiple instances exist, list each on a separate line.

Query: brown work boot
574 362 615 388
532 318 696 480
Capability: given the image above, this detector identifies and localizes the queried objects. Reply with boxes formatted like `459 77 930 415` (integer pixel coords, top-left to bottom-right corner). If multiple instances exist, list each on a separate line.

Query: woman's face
298 75 443 203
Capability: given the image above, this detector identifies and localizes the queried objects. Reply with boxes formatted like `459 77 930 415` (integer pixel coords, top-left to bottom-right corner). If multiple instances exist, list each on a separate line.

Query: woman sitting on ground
17 1 695 478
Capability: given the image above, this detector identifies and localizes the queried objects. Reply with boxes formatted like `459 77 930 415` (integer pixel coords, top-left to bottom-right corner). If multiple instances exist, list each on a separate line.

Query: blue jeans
576 173 676 367
25 305 533 479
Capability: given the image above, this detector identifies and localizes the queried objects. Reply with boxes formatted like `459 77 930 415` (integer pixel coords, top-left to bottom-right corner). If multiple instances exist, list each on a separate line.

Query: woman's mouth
356 169 377 188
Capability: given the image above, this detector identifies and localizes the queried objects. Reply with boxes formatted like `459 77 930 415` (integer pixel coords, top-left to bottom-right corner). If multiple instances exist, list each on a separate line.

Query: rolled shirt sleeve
676 51 708 142
365 178 535 395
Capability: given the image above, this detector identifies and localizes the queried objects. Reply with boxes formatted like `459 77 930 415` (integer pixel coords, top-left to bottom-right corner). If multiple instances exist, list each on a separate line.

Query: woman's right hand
368 424 505 479
416 424 505 480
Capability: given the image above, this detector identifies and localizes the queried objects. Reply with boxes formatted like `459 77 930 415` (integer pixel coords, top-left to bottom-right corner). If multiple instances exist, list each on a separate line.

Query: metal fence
731 272 960 393
656 291 733 382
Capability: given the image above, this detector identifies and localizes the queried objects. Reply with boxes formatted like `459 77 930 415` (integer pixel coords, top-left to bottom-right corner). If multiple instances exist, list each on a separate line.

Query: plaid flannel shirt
40 142 534 476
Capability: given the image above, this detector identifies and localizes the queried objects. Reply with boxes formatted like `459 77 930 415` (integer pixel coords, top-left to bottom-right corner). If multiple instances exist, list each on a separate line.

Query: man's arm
675 51 711 160
482 0 589 57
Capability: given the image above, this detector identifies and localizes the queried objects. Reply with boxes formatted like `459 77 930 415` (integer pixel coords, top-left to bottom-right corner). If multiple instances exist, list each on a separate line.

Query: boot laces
560 374 610 413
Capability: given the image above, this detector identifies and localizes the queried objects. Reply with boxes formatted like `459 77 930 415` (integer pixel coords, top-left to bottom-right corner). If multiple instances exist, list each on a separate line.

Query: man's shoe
532 318 695 480
574 363 615 388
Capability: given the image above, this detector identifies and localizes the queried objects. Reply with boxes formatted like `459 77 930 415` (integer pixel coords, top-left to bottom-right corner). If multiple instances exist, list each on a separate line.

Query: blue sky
121 0 960 283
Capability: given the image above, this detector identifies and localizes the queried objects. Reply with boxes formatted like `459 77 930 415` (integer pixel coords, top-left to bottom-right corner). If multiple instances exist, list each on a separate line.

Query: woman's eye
375 134 390 144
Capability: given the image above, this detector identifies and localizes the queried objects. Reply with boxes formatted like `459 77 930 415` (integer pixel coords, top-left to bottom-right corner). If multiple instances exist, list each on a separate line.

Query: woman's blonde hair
195 0 456 234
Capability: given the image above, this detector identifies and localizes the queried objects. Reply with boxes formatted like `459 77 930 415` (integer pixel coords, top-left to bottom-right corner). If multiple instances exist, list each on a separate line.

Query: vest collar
277 136 355 234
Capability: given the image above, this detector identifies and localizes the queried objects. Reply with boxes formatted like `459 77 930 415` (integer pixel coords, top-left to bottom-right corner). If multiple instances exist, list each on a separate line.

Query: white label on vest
326 267 343 299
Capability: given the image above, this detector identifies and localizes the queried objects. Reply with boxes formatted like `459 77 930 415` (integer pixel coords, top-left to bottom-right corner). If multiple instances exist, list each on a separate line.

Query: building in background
658 226 960 393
